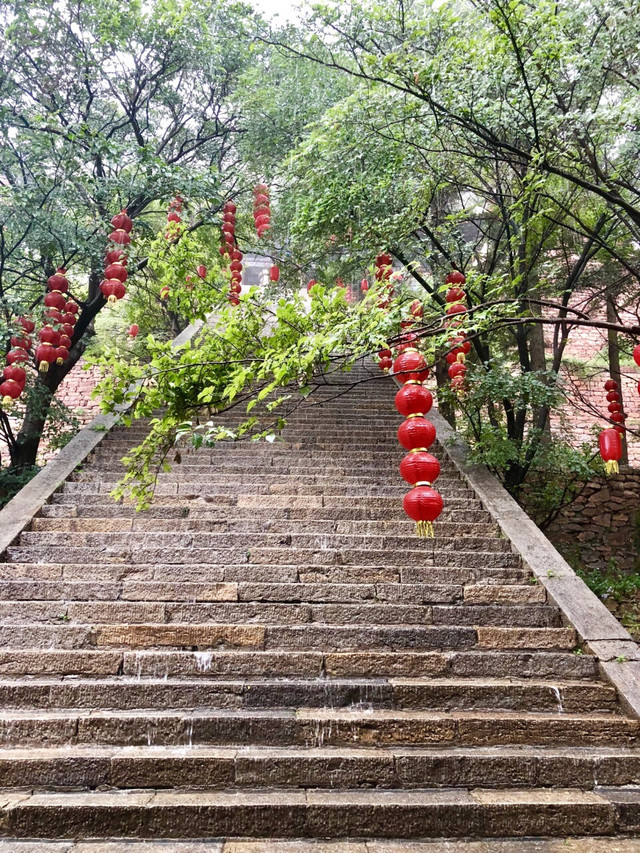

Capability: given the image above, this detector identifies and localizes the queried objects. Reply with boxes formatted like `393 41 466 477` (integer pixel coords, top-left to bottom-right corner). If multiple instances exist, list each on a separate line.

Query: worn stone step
0 649 598 680
0 785 632 839
0 623 577 651
61 481 477 499
0 744 638 791
31 518 501 538
0 563 532 586
0 600 558 627
18 531 513 554
0 677 612 713
0 708 635 750
5 547 523 570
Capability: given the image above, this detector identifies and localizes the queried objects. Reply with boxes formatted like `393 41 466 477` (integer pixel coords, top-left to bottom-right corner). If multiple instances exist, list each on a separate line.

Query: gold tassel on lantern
604 459 619 475
39 361 49 373
416 520 434 538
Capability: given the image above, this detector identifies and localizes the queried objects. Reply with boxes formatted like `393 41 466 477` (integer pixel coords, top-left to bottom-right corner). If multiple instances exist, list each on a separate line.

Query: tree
0 0 250 475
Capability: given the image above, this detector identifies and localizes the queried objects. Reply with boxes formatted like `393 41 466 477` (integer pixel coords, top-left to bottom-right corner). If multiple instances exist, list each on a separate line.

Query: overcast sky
251 0 302 22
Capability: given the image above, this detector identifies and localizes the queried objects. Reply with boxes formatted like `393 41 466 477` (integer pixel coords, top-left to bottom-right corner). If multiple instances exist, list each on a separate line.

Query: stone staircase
0 373 639 845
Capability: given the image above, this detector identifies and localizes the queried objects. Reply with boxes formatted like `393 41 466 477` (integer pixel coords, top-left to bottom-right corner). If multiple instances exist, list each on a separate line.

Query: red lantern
65 301 79 315
403 485 443 538
393 350 429 384
19 317 35 334
400 451 440 486
379 357 393 372
451 374 466 392
111 210 133 232
610 411 626 425
223 201 237 214
7 349 29 365
109 230 131 245
378 348 392 359
104 263 127 282
167 211 181 224
445 270 466 285
398 417 436 450
105 249 127 265
230 283 242 294
446 287 465 303
608 402 622 413
3 365 26 386
197 265 207 279
47 270 69 292
361 279 369 293
269 265 280 282
395 384 433 417
39 327 59 346
230 261 243 273
448 362 467 379
599 428 622 475
44 291 66 311
606 390 620 403
10 335 31 350
35 342 57 373
58 335 72 350
55 346 69 365
604 379 618 391
228 294 240 306
160 286 170 301
633 345 640 367
307 280 317 293
410 300 423 318
129 324 139 338
0 379 22 404
100 280 118 303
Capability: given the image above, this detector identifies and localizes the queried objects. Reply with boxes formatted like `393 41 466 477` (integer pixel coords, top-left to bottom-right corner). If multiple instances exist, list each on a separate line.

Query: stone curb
0 319 204 560
431 409 640 719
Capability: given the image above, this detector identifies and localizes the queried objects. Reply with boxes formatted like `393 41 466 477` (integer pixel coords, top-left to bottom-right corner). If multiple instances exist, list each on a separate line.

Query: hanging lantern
229 294 240 306
599 428 622 474
55 346 69 365
3 365 26 386
393 350 429 384
18 317 35 334
223 201 237 214
100 280 118 303
445 270 466 285
395 384 433 417
10 334 31 350
104 263 127 282
403 485 444 538
197 265 207 279
35 342 57 373
47 270 69 292
632 345 640 367
446 287 465 303
0 379 22 405
307 279 317 293
400 451 440 487
160 285 170 301
361 278 369 293
7 349 29 365
105 249 127 265
410 300 423 318
397 417 436 450
269 265 280 282
44 291 66 311
38 326 59 346
65 301 79 316
111 210 133 233
448 362 467 379
167 211 181 224
109 230 131 245
129 324 139 338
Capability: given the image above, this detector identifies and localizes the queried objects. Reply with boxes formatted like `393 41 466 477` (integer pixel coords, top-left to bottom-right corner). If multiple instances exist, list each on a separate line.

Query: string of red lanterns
443 271 470 393
599 378 625 475
393 348 444 538
1 315 33 404
101 210 132 306
37 268 75 372
253 184 271 239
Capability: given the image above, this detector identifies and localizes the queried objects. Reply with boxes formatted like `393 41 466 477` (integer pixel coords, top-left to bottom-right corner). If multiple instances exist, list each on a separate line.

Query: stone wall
545 469 640 573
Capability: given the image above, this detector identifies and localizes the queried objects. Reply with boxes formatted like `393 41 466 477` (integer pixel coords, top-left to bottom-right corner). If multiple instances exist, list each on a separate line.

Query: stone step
0 563 532 585
0 676 613 713
3 838 640 852
5 643 599 677
18 532 513 554
61 481 477 498
48 493 487 511
0 744 637 791
0 623 577 652
30 518 501 538
0 649 598 680
0 601 560 627
0 708 634 749
6 547 523 569
39 504 494 523
0 581 546 605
